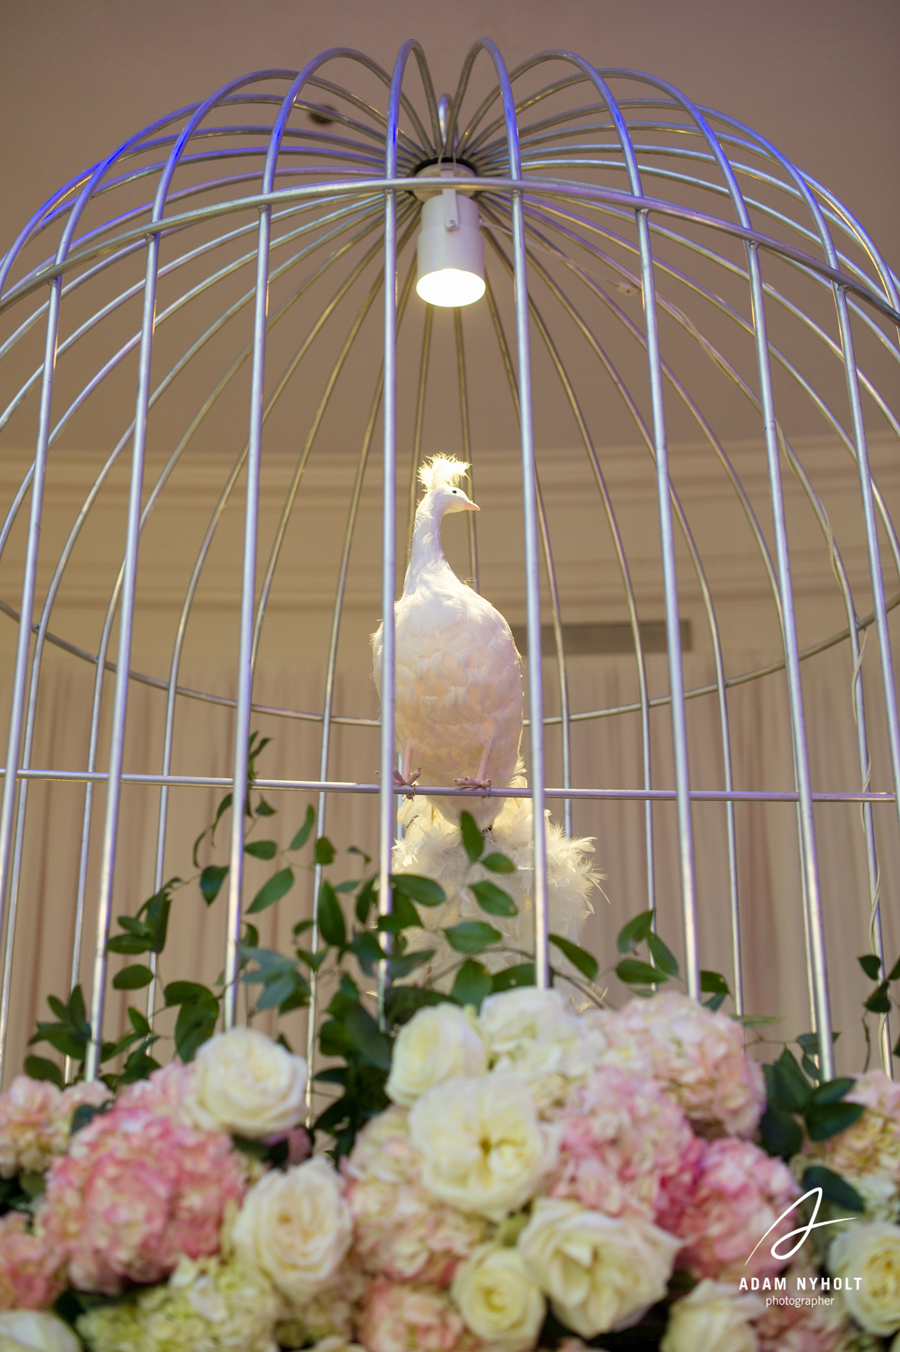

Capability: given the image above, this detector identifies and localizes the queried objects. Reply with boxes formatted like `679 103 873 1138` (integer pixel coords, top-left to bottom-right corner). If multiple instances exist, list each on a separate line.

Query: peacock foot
393 766 421 800
452 775 492 792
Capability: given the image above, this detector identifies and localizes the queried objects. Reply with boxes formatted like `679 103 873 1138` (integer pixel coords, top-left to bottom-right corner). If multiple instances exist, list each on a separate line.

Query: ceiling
3 0 897 256
1 0 898 457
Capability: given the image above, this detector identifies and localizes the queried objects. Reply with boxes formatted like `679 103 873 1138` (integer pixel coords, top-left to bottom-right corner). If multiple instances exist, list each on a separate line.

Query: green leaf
700 969 730 996
812 1077 855 1106
773 1049 813 1113
549 934 599 981
858 954 883 981
107 933 153 955
350 931 385 977
491 963 535 991
245 840 277 861
318 881 347 947
616 909 655 954
348 844 372 865
470 880 517 917
212 792 233 838
174 993 219 1062
377 892 421 934
19 1172 46 1200
247 867 295 915
647 932 679 977
23 1056 64 1088
889 955 900 982
704 992 727 1011
70 1101 108 1133
145 888 173 953
384 987 448 1025
314 836 336 866
616 958 666 985
343 1002 393 1070
390 874 446 908
759 1104 804 1159
801 1165 864 1213
255 973 304 1012
444 921 502 954
127 1007 151 1036
806 1101 865 1141
112 965 154 990
289 806 316 852
459 811 484 863
356 876 377 924
255 799 276 817
481 852 515 874
164 981 214 1006
732 1014 782 1027
292 920 313 938
451 960 492 1011
866 982 891 1013
200 865 228 905
334 879 359 893
388 950 435 979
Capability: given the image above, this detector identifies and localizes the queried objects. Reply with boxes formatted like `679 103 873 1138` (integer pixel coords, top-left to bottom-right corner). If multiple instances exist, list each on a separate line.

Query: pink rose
676 1138 800 1282
547 1066 702 1231
40 1102 245 1294
358 1278 479 1352
0 1213 66 1311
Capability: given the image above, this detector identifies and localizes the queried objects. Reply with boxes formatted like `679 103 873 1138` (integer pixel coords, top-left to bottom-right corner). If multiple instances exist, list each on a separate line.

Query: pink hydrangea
357 1278 478 1352
40 1102 246 1294
597 992 766 1138
802 1068 900 1186
0 1212 66 1310
676 1137 800 1282
546 1066 702 1231
755 1262 851 1351
343 1107 490 1287
0 1076 111 1178
117 1060 200 1126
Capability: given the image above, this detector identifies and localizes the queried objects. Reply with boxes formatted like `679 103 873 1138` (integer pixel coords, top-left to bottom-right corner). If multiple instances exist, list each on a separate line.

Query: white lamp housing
415 186 485 307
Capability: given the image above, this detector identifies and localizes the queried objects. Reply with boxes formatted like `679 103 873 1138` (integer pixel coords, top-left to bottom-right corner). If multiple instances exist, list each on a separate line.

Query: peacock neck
403 497 453 596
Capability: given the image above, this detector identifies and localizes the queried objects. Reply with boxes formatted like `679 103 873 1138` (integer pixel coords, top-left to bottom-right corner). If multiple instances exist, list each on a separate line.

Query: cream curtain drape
3 644 898 1082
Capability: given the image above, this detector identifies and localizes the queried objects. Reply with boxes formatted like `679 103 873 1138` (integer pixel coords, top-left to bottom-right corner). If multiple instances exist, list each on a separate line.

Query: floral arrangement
2 749 900 1352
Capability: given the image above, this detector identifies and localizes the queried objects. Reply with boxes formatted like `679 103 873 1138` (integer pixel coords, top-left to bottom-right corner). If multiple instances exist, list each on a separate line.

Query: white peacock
372 455 599 961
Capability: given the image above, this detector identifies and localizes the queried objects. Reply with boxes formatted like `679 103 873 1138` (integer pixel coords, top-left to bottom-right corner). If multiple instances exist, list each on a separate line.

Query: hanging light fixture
413 165 485 307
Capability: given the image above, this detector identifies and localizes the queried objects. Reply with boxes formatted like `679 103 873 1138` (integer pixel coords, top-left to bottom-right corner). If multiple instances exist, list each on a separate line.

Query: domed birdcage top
1 41 899 1089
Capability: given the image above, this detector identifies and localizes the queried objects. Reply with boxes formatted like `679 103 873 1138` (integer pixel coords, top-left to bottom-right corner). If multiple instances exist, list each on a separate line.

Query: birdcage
1 40 898 1092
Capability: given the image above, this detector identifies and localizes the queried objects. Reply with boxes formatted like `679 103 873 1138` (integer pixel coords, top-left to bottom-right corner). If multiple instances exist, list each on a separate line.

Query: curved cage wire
1 40 899 1089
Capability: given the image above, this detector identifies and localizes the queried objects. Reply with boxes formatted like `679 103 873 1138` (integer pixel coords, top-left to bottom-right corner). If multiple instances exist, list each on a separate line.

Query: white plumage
371 455 523 830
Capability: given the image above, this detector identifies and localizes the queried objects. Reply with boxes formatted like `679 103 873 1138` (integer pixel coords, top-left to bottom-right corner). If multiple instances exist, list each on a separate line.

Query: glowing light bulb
415 188 484 308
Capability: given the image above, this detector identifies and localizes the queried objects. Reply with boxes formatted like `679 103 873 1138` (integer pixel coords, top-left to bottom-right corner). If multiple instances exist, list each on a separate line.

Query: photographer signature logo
738 1187 862 1297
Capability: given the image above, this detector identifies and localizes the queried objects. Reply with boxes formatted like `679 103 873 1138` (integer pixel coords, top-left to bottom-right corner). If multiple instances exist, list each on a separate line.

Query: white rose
0 1312 81 1352
479 989 581 1068
660 1280 764 1352
452 1244 546 1350
519 1197 679 1338
232 1156 352 1302
387 1004 488 1107
192 1026 307 1137
408 1074 559 1222
830 1221 900 1336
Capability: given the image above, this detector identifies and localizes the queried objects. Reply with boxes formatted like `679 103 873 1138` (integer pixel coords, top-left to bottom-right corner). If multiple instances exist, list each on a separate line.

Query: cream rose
387 1005 488 1107
660 1280 764 1352
0 1312 81 1352
408 1074 559 1222
519 1197 679 1337
452 1244 546 1350
192 1026 307 1137
232 1156 352 1302
830 1221 900 1336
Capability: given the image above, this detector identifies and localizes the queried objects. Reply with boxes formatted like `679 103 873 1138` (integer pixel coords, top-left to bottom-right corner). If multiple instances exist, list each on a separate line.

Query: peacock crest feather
417 455 470 493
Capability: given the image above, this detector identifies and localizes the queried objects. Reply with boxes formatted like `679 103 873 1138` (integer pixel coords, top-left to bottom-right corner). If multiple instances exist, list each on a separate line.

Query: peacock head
417 455 480 517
